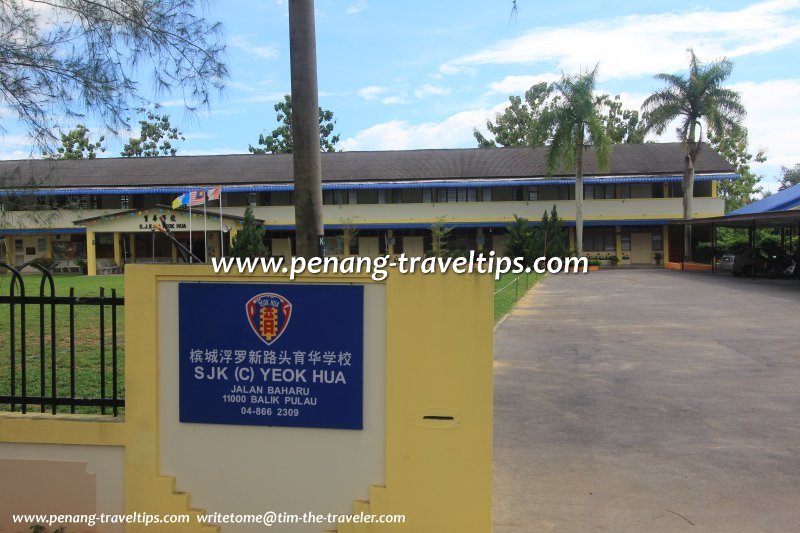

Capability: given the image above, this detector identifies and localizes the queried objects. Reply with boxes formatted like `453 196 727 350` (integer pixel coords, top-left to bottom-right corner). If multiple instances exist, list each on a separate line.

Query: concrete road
493 270 800 532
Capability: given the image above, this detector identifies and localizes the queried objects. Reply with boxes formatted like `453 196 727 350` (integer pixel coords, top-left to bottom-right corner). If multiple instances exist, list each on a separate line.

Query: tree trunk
289 0 324 259
575 141 584 256
683 146 696 262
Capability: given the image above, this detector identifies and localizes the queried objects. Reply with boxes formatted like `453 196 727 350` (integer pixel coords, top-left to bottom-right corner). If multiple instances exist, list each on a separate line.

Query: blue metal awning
0 173 738 197
264 219 671 231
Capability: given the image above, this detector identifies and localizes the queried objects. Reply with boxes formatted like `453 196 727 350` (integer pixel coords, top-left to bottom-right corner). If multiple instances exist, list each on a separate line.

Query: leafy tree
642 49 745 260
474 82 556 148
475 83 645 148
230 206 267 258
778 164 800 191
46 124 105 160
707 126 765 212
598 95 647 144
427 216 454 257
505 215 535 264
531 205 568 259
121 108 185 157
546 66 611 257
248 94 340 154
0 0 227 148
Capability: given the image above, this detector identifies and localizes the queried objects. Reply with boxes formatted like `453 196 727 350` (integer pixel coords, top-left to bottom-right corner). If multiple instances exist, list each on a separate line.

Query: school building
0 142 735 274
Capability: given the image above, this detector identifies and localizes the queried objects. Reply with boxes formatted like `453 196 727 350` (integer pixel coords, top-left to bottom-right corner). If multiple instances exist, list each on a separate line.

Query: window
651 183 664 198
121 195 131 209
583 229 616 252
620 231 631 252
652 232 663 251
378 190 387 204
467 188 477 202
37 238 46 252
348 190 358 204
437 189 447 203
481 188 492 202
248 192 257 207
14 239 22 251
422 189 432 203
447 188 457 203
558 185 571 201
528 187 538 201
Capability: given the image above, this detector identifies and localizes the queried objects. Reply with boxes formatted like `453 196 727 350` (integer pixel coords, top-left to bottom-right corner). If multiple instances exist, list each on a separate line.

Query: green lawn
493 271 542 321
0 269 533 416
0 273 125 415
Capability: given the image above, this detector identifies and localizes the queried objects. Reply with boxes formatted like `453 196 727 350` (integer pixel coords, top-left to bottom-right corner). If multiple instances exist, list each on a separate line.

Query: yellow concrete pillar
86 231 97 276
45 235 53 259
3 235 13 262
711 179 718 198
113 232 122 266
568 227 575 253
615 225 622 260
663 225 670 263
129 234 136 263
229 228 239 250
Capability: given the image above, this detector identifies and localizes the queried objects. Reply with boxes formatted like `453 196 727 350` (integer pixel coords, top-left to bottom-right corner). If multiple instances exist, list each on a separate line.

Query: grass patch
0 273 125 415
493 271 542 322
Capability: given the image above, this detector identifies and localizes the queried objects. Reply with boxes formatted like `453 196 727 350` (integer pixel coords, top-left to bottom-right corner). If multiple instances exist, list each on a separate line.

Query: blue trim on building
0 227 86 235
265 219 670 231
0 173 739 197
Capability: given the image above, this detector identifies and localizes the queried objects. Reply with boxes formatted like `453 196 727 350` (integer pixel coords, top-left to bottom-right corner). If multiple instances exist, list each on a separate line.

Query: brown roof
0 143 734 189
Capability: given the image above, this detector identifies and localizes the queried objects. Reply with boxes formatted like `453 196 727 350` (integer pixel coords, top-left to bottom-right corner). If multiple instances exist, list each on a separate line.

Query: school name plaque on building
178 283 364 430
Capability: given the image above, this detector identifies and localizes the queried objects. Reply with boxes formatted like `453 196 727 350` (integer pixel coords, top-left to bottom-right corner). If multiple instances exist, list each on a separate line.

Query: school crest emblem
246 293 292 346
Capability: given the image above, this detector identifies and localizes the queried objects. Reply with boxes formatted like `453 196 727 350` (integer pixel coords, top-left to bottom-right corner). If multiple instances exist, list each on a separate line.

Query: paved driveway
493 270 800 532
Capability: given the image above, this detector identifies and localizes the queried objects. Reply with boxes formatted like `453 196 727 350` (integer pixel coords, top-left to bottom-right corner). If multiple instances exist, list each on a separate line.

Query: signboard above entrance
178 283 364 430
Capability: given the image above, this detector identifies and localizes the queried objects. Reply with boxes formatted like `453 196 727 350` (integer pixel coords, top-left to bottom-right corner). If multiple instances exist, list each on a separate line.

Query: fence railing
0 263 124 416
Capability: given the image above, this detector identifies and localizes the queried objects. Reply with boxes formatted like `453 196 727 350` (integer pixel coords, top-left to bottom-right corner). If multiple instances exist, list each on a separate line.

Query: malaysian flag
188 189 207 206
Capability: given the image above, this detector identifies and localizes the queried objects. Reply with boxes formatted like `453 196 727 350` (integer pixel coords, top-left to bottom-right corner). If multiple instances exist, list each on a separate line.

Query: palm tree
642 49 745 261
546 66 611 257
288 0 325 258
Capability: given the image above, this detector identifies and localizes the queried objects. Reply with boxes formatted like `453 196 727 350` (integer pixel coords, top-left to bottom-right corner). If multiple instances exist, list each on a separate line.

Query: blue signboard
178 283 364 430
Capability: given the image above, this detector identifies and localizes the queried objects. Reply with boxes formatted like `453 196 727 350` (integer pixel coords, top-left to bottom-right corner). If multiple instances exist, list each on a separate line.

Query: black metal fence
0 263 124 416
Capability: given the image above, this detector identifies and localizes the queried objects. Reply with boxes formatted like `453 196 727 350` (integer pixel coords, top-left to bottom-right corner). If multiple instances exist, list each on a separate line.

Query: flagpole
189 200 193 263
203 190 208 263
219 186 225 258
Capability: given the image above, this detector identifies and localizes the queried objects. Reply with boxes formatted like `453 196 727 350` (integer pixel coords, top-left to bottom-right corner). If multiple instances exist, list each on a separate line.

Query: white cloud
380 95 410 105
228 35 280 60
340 102 509 151
357 85 387 100
441 0 800 80
178 147 249 156
346 0 367 15
487 74 559 94
414 84 450 99
0 150 34 160
732 79 800 169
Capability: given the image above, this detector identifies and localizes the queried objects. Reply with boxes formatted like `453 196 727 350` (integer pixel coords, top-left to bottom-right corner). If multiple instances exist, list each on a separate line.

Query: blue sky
2 0 799 191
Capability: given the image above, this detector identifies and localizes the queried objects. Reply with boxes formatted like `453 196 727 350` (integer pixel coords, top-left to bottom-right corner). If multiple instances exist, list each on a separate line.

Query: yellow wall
3 196 726 231
0 265 494 532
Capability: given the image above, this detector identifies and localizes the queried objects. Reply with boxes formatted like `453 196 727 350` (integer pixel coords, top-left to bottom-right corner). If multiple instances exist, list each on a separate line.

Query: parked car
719 253 736 272
729 247 795 277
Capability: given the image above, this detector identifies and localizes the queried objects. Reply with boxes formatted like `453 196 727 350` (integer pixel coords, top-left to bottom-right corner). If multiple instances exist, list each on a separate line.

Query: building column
129 234 136 263
3 235 13 263
475 228 484 253
86 231 97 276
662 225 670 263
45 235 53 259
568 227 575 254
387 229 395 256
229 228 239 251
113 232 122 266
171 242 178 263
615 225 622 260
